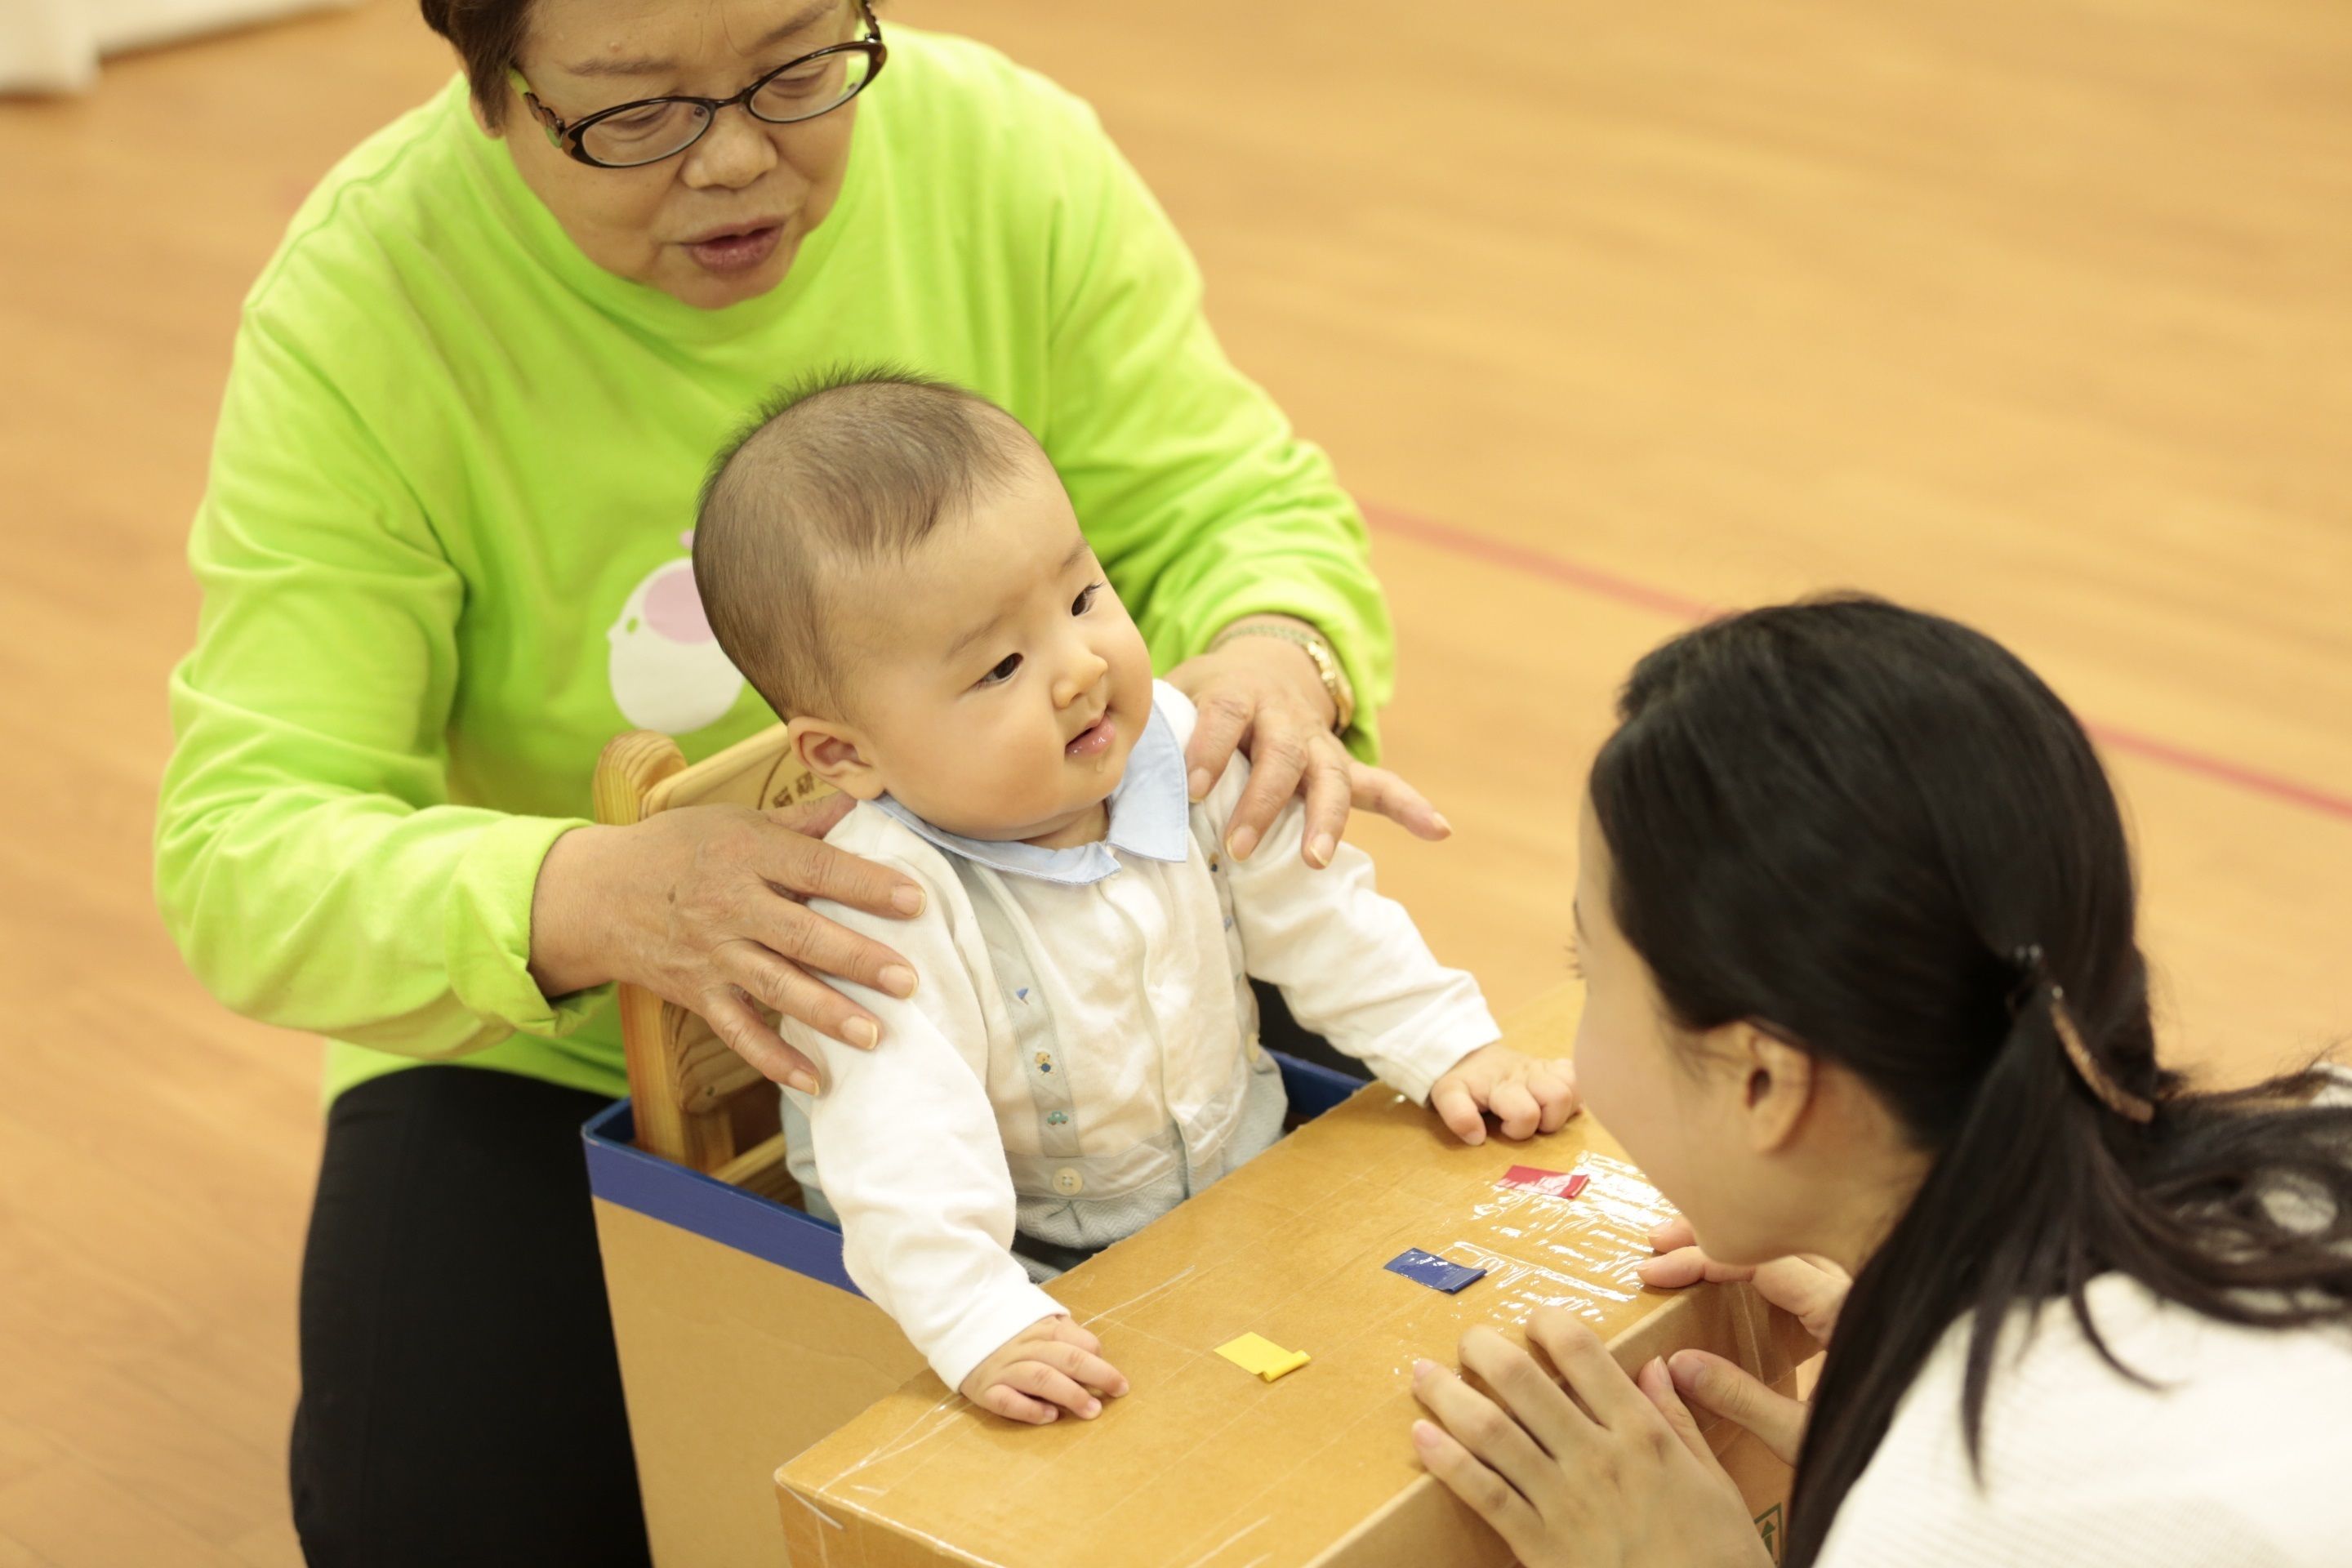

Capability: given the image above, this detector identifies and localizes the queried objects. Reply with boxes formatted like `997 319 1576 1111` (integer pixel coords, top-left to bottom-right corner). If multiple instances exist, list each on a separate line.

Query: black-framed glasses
510 0 884 170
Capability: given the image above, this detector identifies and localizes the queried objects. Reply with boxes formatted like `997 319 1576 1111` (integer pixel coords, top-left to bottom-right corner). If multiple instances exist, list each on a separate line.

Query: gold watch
1208 621 1356 734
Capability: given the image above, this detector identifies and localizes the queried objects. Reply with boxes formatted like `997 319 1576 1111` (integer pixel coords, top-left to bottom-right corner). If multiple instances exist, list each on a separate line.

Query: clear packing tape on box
778 1071 1811 1568
1454 1152 1675 1325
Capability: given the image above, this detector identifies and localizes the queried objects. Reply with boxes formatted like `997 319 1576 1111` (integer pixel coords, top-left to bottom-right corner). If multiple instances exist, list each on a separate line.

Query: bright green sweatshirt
156 29 1393 1106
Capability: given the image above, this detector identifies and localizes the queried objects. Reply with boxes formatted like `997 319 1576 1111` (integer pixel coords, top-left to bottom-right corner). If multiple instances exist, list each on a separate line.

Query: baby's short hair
694 367 1037 720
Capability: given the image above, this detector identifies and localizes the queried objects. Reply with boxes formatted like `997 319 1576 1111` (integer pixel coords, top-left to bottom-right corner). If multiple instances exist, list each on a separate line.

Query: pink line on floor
1360 501 2352 826
1364 506 1721 623
2078 721 2352 824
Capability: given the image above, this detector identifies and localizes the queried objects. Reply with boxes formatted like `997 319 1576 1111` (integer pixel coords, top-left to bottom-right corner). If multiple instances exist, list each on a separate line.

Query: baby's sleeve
781 849 1065 1393
1204 765 1501 1103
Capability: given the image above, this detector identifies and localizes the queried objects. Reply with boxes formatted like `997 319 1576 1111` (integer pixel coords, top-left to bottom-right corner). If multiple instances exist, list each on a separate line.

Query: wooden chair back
591 724 831 1185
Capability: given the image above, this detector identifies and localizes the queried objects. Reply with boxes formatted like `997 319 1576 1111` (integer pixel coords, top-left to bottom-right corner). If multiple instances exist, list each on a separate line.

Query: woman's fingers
1348 760 1450 841
1299 738 1352 868
1753 1254 1849 1345
620 807 920 1063
1637 1244 1756 1291
1636 1355 1730 1476
755 817 925 920
1411 1357 1561 1512
747 898 916 1000
1171 639 1452 866
1181 689 1253 803
1668 1350 1809 1468
764 790 858 842
1455 1329 1591 1462
1525 1308 1655 1431
1650 1215 1697 1253
718 940 883 1054
1637 1230 1846 1336
1410 1419 1545 1560
696 984 818 1093
1224 724 1310 861
1638 1240 1846 1348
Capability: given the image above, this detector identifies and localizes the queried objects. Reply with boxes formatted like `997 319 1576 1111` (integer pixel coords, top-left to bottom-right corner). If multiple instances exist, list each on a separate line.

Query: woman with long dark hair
1410 595 2352 1566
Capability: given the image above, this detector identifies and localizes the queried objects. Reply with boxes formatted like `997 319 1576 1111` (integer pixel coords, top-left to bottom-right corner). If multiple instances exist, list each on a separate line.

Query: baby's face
816 454 1154 843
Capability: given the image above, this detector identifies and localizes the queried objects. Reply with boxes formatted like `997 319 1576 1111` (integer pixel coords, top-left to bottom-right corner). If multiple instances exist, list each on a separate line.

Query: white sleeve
782 855 1065 1394
1205 764 1501 1104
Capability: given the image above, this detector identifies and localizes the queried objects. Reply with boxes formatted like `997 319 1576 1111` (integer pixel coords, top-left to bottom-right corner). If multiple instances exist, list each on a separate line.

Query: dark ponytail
1587 595 2352 1566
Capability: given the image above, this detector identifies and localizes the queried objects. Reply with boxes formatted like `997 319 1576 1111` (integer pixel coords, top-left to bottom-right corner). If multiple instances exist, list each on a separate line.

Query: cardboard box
775 986 1812 1567
585 1052 1367 1567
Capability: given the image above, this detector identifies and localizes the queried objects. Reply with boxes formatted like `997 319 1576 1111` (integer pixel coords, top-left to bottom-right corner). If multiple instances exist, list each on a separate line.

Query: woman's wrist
1207 615 1342 728
528 822 631 1000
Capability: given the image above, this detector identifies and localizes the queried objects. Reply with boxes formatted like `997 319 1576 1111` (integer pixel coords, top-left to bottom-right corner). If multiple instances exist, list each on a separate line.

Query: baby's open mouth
1066 712 1115 758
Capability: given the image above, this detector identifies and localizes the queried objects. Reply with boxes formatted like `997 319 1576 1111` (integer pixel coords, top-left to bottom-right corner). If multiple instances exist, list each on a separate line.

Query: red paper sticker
1500 1165 1589 1200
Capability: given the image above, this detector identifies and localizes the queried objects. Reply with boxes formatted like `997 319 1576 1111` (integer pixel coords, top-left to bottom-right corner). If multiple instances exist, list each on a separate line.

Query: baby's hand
959 1315 1130 1426
1428 1045 1580 1146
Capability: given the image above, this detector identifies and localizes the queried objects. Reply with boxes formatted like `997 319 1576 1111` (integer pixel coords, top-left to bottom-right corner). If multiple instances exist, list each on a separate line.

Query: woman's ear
1728 1024 1817 1156
789 716 884 800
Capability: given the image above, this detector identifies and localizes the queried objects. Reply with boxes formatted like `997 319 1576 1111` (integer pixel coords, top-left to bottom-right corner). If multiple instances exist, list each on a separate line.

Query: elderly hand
1168 621 1447 869
1635 1217 1848 1464
1411 1315 1775 1568
528 793 925 1094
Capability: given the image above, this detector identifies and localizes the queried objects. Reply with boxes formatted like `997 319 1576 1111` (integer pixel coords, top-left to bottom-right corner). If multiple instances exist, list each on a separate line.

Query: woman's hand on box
1410 1314 1774 1568
1639 1217 1849 1344
528 793 926 1094
1634 1217 1849 1465
1428 1045 1581 1145
960 1316 1130 1426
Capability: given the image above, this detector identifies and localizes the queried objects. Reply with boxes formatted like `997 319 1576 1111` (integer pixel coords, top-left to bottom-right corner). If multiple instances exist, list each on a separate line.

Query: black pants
288 984 1354 1564
290 1065 652 1566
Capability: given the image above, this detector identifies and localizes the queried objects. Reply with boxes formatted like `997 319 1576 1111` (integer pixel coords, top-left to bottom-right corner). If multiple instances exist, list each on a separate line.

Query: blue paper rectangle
1385 1247 1488 1294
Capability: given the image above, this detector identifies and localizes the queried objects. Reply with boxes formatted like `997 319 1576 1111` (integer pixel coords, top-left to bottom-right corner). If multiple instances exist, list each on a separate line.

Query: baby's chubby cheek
894 741 1064 836
976 760 1064 824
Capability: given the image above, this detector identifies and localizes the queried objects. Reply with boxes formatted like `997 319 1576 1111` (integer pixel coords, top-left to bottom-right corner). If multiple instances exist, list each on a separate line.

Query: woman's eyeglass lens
573 46 880 167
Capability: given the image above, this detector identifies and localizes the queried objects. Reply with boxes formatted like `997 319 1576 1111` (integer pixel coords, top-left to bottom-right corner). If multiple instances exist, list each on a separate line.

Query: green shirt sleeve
1036 97 1396 760
154 304 606 1058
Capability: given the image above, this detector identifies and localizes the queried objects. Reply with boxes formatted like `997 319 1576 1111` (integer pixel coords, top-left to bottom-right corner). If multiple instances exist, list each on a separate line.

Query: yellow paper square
1215 1332 1311 1383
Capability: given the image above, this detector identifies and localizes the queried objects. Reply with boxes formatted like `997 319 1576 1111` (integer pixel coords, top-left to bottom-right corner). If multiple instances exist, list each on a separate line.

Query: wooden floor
2 0 2347 1560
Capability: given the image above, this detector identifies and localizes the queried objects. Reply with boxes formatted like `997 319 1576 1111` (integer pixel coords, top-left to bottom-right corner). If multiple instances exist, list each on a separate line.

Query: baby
693 368 1577 1425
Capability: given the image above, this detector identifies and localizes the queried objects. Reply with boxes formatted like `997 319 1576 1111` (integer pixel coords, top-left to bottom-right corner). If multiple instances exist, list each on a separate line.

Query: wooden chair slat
591 724 826 1178
671 1018 768 1107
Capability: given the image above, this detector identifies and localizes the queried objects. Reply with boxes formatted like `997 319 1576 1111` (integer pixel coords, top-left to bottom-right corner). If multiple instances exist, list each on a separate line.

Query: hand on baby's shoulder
959 1315 1130 1427
1428 1045 1581 1147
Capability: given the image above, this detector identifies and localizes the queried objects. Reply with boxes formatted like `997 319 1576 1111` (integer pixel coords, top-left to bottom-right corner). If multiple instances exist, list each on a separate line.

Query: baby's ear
789 716 884 800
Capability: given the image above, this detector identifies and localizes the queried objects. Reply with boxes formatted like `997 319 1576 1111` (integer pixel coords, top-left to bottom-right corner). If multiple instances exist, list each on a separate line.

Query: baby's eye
978 653 1023 687
1071 582 1105 616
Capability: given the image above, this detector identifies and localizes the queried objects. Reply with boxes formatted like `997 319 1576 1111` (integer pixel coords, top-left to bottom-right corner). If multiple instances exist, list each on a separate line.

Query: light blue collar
871 699 1191 886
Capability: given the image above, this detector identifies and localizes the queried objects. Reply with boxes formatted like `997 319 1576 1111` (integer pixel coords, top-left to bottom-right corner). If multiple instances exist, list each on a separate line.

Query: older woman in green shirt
154 1 1438 1559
